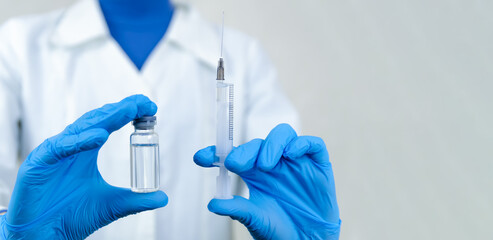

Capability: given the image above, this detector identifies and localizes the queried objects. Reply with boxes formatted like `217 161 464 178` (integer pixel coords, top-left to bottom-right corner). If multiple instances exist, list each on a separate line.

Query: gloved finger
64 94 157 135
257 123 297 171
111 188 168 218
193 146 216 167
31 128 109 165
283 136 330 166
225 139 263 174
208 196 259 227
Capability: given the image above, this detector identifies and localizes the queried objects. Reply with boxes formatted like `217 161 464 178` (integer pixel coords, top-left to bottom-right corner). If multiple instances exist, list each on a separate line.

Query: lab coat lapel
49 0 109 47
139 4 220 95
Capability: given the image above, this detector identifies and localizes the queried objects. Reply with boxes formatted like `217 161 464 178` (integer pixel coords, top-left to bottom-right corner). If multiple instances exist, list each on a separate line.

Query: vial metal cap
133 115 156 130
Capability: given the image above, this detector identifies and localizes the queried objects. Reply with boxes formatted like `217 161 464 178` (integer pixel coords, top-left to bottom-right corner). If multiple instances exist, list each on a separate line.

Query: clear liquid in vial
131 143 160 193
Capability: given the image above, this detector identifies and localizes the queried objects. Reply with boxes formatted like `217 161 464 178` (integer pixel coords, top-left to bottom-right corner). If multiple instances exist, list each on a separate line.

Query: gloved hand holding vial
0 95 168 239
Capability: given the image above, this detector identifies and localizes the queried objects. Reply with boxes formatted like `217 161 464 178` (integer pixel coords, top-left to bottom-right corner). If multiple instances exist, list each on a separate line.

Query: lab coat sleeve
242 40 300 142
0 20 23 210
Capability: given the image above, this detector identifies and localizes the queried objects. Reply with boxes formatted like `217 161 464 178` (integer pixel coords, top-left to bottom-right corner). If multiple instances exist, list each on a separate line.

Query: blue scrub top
99 0 174 70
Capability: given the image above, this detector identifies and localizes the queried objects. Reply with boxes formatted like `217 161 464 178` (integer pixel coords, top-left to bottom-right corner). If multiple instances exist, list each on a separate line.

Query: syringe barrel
214 80 234 199
215 81 233 164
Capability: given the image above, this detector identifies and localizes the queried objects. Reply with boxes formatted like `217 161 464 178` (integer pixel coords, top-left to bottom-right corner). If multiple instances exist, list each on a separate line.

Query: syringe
213 12 233 199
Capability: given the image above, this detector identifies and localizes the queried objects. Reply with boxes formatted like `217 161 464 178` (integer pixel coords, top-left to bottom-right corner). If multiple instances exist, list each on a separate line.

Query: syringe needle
221 11 224 57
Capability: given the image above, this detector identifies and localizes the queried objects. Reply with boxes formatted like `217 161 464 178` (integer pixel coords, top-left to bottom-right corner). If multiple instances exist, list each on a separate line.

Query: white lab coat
0 0 298 239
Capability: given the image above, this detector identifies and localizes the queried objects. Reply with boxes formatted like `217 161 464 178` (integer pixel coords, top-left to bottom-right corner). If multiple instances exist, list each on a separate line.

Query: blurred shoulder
0 8 65 77
0 9 65 47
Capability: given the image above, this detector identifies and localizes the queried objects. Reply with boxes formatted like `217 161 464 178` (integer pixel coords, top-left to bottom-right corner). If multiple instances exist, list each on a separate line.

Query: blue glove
0 95 168 240
194 124 341 240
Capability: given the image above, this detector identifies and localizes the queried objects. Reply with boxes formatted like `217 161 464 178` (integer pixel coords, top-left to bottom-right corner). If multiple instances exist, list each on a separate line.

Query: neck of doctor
99 0 173 23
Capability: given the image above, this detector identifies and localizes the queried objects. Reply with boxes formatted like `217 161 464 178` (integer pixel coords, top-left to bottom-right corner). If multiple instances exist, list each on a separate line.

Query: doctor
0 0 339 239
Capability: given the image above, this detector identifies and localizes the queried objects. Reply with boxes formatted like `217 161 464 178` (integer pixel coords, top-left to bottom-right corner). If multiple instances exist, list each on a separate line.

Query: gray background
1 0 492 239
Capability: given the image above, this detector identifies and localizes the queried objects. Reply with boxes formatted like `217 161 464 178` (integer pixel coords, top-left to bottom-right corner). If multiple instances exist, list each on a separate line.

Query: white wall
1 0 492 239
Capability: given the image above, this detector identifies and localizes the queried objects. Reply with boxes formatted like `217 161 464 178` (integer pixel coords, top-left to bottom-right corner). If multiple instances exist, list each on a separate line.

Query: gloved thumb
208 196 260 228
110 188 168 218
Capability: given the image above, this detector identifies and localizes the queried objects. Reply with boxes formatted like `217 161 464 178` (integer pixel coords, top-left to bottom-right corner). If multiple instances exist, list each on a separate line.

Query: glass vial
130 116 160 193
